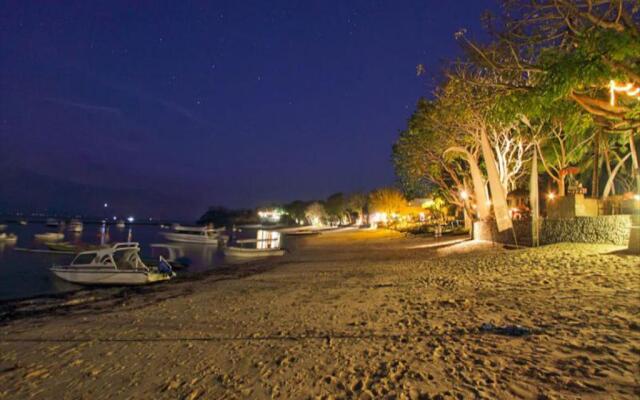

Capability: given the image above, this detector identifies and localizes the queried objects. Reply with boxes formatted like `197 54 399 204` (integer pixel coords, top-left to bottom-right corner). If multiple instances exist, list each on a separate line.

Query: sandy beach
0 230 639 399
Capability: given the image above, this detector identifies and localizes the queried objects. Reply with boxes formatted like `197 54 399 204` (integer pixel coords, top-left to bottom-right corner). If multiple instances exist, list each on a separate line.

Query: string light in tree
609 80 640 106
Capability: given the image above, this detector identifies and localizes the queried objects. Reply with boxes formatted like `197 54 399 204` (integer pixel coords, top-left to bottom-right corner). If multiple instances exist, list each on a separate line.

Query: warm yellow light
547 192 556 200
610 80 640 106
460 190 469 200
634 194 640 201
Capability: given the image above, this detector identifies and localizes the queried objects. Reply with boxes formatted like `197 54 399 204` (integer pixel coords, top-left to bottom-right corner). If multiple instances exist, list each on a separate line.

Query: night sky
0 1 497 220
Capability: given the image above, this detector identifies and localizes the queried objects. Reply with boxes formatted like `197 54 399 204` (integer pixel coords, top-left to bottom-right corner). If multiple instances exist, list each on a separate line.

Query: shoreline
0 230 638 399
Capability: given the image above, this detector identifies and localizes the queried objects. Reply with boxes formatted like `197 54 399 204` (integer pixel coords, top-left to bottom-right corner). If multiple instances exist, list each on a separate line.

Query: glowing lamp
127 216 135 223
460 190 469 200
609 80 640 106
547 192 556 200
634 194 640 201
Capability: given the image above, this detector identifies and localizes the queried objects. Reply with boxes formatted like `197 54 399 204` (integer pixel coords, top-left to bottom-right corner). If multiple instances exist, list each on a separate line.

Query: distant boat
223 239 285 258
116 220 126 228
4 234 17 244
45 241 103 252
67 219 83 232
0 233 17 244
161 225 223 244
283 230 320 237
50 242 175 286
46 218 61 227
18 219 27 226
34 232 64 241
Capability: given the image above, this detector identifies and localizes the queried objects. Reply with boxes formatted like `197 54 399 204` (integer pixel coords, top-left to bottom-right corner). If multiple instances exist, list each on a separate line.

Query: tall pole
530 148 540 247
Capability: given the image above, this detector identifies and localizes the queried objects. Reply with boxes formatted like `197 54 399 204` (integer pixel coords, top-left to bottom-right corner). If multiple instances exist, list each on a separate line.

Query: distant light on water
127 216 135 223
104 202 108 208
112 216 117 221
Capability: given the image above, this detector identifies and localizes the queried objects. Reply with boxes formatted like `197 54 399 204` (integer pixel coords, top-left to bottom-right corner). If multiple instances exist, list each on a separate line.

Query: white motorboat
34 232 65 241
68 219 83 232
223 238 285 258
0 233 17 244
161 225 224 244
50 242 175 286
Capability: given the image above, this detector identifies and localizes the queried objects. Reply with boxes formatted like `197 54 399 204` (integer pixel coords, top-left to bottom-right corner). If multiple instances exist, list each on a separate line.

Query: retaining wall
474 215 632 246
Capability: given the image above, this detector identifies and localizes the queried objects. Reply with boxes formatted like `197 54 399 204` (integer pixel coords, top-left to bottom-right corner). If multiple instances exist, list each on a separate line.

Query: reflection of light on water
257 230 281 249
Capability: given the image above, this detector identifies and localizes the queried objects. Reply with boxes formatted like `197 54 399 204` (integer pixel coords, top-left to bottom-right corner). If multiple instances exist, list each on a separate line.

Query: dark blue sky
0 0 497 220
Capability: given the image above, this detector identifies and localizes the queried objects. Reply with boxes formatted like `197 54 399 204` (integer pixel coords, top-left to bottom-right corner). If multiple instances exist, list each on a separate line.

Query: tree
459 0 640 193
346 192 368 223
368 188 408 216
284 200 310 223
305 202 327 226
324 193 348 224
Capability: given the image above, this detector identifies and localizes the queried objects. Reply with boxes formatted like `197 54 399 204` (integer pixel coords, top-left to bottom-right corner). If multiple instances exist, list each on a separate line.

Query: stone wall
474 215 631 246
541 215 631 246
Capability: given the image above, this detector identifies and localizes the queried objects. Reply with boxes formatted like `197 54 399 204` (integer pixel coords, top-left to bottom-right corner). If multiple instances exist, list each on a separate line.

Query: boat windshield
72 252 97 265
113 249 142 270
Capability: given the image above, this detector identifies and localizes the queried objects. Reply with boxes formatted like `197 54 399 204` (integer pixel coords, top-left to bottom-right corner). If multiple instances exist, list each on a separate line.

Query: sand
0 229 638 399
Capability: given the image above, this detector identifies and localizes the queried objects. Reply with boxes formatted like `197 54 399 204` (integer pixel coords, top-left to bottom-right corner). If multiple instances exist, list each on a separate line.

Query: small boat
34 232 65 241
283 230 320 237
67 219 83 232
4 234 17 244
116 220 126 228
46 218 61 227
161 225 224 244
223 239 285 258
18 220 27 226
50 242 175 286
45 241 104 252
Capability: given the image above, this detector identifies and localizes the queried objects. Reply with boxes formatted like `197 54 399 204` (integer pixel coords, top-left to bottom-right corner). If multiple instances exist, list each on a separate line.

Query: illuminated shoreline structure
257 208 285 223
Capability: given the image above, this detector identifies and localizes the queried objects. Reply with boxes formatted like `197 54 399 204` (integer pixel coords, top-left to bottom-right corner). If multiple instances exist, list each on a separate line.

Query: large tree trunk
591 129 600 198
558 174 566 196
630 131 639 194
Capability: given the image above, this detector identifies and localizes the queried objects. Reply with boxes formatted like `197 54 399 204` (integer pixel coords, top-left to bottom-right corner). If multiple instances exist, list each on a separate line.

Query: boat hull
35 233 64 241
50 267 171 285
223 247 285 258
162 232 219 245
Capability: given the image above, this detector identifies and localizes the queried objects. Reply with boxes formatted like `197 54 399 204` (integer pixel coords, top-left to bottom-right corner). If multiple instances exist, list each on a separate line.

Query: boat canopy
71 242 148 271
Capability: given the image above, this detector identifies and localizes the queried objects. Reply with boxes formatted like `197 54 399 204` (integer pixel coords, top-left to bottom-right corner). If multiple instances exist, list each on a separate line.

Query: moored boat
0 233 18 244
161 225 223 244
50 242 175 285
223 239 285 258
68 219 83 232
34 232 65 241
45 241 104 252
116 220 126 228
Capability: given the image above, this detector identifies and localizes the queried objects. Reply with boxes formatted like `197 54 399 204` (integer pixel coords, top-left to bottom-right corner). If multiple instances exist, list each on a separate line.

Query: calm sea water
0 222 286 301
